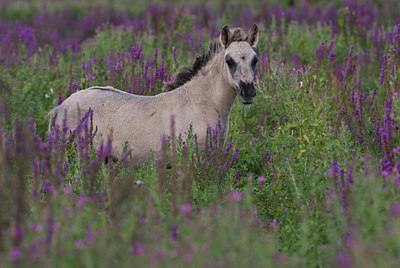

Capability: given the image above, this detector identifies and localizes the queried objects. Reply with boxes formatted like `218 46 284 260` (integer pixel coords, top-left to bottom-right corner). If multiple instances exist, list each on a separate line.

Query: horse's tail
47 106 60 134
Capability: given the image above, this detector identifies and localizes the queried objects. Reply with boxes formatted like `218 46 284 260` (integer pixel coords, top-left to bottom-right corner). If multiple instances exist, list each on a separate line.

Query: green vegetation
1 0 399 266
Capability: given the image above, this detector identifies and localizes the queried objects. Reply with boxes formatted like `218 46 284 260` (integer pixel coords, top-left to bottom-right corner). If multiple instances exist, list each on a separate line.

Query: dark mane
163 39 222 92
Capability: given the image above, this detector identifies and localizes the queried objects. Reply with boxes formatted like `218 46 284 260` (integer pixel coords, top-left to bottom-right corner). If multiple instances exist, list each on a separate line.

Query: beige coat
48 24 259 163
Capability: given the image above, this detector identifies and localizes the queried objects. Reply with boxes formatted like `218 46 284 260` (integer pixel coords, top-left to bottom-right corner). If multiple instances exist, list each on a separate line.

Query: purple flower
131 243 145 256
230 190 245 202
390 202 400 217
270 219 280 229
151 249 165 264
183 254 192 263
329 160 344 177
75 240 84 249
380 157 393 177
234 169 241 184
334 65 344 82
42 179 52 192
172 47 177 66
380 54 387 86
231 148 240 162
180 204 192 214
19 25 37 51
328 49 336 62
57 95 63 105
30 222 43 232
336 251 353 268
9 246 23 261
170 224 179 242
292 53 300 66
85 226 93 243
78 195 87 209
55 222 62 231
258 175 266 185
315 41 326 60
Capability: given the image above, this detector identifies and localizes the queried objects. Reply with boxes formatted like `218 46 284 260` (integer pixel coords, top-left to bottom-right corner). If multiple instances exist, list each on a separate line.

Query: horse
48 24 259 163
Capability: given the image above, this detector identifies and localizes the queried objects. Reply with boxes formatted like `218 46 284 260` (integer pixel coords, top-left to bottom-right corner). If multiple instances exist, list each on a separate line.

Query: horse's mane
163 40 222 92
163 28 247 92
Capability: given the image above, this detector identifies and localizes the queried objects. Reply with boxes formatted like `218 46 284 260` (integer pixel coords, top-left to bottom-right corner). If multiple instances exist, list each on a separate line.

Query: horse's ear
220 25 231 48
246 24 259 47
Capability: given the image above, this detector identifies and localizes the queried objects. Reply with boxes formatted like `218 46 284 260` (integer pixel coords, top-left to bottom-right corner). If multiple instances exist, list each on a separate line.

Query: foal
48 24 259 163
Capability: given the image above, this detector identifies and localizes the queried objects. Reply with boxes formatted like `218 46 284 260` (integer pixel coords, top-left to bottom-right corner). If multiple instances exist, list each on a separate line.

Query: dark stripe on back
90 87 116 91
90 87 128 94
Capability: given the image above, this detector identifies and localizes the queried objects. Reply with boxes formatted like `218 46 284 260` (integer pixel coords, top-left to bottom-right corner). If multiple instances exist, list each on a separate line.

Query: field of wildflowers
1 0 400 266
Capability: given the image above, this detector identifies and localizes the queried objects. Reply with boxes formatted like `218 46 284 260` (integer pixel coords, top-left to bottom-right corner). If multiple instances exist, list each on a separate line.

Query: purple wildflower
270 219 280 229
180 204 192 214
131 243 145 256
183 254 192 263
42 179 52 192
230 190 245 202
75 240 84 249
9 246 23 262
258 175 266 185
390 202 400 217
380 54 387 86
170 224 179 242
336 251 353 268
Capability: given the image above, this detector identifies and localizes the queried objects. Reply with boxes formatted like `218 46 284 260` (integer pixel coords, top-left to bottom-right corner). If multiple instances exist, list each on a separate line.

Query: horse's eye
226 57 236 68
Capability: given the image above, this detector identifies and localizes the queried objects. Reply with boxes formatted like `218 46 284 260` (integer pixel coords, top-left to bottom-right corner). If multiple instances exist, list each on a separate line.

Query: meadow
0 0 400 266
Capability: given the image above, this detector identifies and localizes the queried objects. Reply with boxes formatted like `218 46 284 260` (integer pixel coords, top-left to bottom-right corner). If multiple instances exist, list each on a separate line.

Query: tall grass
0 0 399 266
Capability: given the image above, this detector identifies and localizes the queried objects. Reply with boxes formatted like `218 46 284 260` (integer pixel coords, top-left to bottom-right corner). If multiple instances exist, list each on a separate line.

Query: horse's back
49 87 166 159
51 87 120 128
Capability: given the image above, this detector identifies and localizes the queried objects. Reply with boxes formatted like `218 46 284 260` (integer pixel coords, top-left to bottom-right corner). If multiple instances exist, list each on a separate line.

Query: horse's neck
180 52 235 146
192 52 237 118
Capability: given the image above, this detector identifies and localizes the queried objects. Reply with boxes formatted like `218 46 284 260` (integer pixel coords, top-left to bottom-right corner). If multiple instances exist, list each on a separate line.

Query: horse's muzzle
238 81 256 104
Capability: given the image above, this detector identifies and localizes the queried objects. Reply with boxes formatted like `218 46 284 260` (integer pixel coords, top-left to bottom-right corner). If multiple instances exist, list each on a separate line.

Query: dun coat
48 24 259 163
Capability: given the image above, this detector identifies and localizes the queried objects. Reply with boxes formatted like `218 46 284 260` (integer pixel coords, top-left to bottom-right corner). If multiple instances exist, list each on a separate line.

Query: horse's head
220 24 259 104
